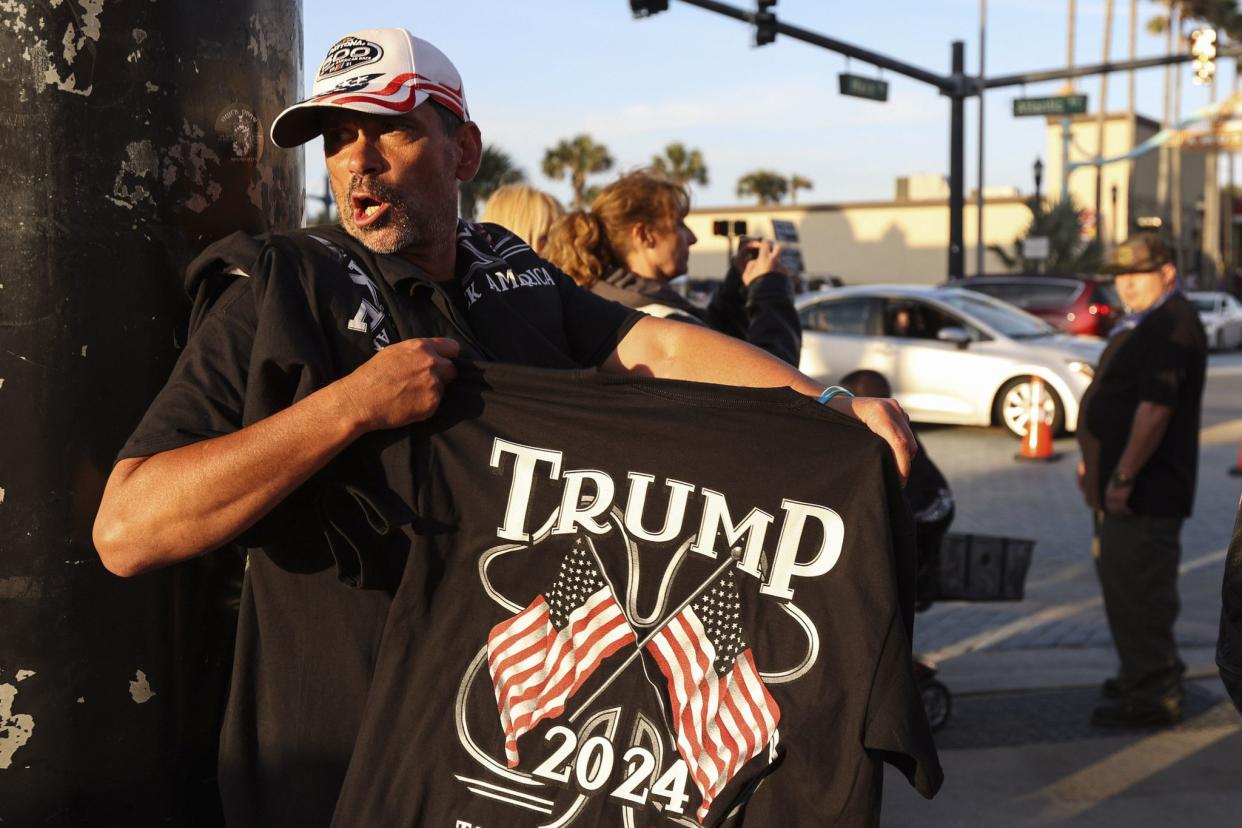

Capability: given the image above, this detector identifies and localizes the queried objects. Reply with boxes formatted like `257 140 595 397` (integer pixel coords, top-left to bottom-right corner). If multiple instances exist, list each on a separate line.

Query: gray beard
335 176 456 255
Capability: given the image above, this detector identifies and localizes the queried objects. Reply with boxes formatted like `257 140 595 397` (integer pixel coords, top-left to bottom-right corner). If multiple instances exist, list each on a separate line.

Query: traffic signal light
1191 28 1216 85
754 0 777 46
630 0 668 18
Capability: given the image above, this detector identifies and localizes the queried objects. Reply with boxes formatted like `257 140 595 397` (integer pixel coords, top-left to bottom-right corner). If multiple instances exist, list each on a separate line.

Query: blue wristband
817 385 855 405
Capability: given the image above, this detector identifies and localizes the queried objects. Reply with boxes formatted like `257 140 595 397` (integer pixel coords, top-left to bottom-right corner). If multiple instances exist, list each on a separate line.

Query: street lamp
1033 158 1044 205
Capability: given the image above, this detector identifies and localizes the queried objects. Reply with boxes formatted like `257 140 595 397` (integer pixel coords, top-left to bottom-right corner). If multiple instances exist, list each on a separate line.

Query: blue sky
298 0 1229 211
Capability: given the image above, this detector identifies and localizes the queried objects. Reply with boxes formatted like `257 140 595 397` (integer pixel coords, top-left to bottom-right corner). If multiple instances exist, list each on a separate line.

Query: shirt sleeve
549 265 645 367
116 279 257 461
862 610 944 799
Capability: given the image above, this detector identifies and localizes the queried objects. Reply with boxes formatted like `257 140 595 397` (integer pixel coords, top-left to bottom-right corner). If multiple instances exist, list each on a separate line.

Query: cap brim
270 101 330 148
1099 258 1164 275
269 92 430 148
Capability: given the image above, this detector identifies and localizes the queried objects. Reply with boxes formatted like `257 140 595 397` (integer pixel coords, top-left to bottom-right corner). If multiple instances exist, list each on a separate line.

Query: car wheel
996 376 1065 438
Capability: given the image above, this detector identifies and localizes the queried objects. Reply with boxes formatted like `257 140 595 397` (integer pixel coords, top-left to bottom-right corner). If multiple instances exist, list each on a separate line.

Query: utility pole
1204 47 1220 285
1230 59 1239 282
1173 11 1184 272
1067 0 1077 86
1128 0 1138 238
1159 6 1175 231
1095 0 1116 250
950 42 966 280
976 0 987 276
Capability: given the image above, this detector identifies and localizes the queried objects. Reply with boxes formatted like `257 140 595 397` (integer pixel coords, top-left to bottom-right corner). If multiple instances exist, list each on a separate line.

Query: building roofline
1048 110 1162 130
689 195 1031 214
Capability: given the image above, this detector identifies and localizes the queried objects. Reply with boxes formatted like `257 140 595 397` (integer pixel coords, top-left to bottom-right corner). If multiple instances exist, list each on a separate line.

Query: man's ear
1160 261 1178 288
455 122 483 182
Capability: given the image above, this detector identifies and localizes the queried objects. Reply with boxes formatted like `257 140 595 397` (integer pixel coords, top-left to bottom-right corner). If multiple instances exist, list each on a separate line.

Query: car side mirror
937 326 971 348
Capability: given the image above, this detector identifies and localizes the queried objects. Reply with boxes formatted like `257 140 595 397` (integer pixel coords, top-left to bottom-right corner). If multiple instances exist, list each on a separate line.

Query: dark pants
1092 511 1185 709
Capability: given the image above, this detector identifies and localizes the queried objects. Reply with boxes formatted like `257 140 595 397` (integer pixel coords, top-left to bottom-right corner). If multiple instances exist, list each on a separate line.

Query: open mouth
351 193 391 228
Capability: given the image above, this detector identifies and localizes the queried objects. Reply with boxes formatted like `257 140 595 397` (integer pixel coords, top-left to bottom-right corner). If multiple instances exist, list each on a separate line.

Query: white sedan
797 285 1105 437
1189 291 1242 351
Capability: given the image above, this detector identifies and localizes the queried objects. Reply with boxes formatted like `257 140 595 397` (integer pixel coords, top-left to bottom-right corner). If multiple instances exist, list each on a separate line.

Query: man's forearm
94 337 459 576
604 316 818 392
603 317 916 480
93 382 363 576
1115 401 1174 479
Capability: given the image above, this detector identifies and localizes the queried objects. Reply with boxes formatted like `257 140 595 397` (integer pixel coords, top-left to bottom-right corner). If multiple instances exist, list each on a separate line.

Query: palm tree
988 195 1104 273
789 174 814 205
651 142 709 188
459 144 525 220
736 170 788 205
542 135 614 209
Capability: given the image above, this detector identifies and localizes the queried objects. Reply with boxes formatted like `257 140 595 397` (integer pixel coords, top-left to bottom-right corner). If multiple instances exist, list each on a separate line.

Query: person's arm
1104 400 1173 515
602 315 916 480
93 338 459 576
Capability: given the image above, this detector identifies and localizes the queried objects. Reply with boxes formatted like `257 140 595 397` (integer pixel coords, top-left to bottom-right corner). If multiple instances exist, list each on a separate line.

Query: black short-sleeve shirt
115 222 642 826
1077 292 1207 517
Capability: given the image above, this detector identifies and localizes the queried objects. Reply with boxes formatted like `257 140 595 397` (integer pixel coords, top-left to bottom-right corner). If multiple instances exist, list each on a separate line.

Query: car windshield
1190 295 1218 313
935 290 1057 338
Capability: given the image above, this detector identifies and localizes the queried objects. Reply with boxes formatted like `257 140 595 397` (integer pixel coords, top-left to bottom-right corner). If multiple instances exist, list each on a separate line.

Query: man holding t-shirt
1078 234 1206 729
92 27 917 825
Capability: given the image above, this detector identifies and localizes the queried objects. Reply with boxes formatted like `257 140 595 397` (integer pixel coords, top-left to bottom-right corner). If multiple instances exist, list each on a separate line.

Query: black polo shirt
1077 292 1207 517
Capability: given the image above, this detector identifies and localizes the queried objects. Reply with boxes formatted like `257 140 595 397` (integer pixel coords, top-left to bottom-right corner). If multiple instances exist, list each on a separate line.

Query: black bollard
0 2 302 824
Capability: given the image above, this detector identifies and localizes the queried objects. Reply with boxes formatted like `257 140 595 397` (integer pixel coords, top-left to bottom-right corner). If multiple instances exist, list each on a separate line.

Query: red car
952 274 1119 337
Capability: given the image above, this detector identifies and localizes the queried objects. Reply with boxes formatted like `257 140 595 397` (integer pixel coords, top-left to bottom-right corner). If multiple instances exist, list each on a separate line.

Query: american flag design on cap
270 27 469 148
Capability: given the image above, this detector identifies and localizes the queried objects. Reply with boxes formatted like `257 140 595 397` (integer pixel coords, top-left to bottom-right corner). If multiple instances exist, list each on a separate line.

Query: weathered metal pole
0 2 302 824
976 0 987 277
949 41 966 280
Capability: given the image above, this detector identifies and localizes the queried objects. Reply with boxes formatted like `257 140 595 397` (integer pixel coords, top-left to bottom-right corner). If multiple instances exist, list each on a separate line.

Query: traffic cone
1015 376 1061 462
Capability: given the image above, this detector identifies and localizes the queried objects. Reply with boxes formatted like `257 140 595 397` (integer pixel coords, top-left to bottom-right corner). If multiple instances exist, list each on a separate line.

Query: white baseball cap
270 27 470 148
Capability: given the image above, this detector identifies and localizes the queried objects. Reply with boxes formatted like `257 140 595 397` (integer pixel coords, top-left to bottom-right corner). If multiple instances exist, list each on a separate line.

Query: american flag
646 569 780 824
486 537 636 767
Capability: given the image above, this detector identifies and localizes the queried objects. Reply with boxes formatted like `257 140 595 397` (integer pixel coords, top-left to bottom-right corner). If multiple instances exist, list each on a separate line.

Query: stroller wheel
920 679 952 732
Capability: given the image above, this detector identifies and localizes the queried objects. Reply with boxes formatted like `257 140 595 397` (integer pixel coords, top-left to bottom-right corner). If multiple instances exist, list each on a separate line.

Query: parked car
1188 290 1242 350
797 285 1105 437
951 273 1119 337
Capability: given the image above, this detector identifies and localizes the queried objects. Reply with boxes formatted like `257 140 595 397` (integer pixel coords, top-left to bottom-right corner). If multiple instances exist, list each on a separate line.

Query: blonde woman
480 184 565 255
542 169 800 364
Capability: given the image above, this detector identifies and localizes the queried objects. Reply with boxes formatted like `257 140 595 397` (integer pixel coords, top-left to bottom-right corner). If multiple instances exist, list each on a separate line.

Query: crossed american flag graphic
485 537 781 823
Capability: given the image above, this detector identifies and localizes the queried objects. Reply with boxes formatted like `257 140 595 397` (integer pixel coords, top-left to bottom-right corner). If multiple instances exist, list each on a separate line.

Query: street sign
1179 130 1242 151
771 219 799 243
1012 95 1088 117
1024 236 1050 260
839 73 888 102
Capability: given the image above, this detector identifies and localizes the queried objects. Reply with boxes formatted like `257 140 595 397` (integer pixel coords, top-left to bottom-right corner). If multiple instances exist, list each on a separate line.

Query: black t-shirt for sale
331 362 942 828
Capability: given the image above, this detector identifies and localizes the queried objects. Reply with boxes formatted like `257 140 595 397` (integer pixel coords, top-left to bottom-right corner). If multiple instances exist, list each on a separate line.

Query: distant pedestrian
480 183 564 255
541 169 802 365
1077 234 1207 728
1218 498 1242 714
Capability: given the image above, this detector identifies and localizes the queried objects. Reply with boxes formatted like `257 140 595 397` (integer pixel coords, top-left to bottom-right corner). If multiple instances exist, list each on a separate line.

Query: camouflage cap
1100 233 1172 275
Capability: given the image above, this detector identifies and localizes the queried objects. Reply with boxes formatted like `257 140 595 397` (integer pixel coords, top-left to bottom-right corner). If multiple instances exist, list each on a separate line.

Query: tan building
686 113 1212 286
1044 112 1205 256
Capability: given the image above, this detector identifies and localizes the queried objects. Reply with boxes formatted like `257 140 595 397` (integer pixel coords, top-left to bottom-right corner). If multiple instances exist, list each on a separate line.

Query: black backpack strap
306 233 401 352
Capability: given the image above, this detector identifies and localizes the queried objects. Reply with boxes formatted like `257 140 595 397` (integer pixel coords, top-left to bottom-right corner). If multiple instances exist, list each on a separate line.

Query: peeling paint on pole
0 684 35 770
127 670 155 704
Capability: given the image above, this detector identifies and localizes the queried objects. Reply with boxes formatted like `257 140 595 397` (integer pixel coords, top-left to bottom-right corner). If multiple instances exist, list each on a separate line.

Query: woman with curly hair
542 169 800 365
